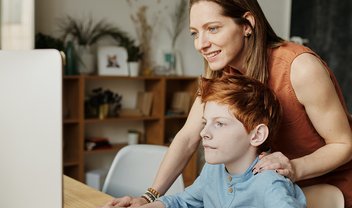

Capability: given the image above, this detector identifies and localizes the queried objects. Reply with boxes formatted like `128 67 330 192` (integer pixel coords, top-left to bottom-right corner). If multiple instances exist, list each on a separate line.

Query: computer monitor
0 50 62 208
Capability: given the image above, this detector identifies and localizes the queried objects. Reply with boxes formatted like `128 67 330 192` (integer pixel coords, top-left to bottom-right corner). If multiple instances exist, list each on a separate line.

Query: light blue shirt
159 157 306 208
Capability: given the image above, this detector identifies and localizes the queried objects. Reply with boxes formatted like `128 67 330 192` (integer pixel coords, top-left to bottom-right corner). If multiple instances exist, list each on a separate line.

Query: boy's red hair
199 73 282 152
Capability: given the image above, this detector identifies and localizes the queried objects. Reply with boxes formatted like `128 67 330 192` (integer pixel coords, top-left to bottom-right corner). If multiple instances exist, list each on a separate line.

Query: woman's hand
253 152 297 182
98 196 148 208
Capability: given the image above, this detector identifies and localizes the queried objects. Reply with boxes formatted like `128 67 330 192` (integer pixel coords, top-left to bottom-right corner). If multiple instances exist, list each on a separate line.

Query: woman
104 0 352 207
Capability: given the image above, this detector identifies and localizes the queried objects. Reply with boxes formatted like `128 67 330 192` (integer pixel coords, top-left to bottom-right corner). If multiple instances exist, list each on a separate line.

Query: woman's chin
208 63 226 71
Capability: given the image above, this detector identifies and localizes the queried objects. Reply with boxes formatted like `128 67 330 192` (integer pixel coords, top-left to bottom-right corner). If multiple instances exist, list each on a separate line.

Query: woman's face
190 1 247 71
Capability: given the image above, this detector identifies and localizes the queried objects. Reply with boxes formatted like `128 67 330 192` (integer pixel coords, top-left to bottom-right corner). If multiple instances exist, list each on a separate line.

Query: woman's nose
195 33 211 51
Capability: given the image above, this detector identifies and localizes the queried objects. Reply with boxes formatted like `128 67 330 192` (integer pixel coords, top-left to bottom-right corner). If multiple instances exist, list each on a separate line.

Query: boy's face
201 101 254 172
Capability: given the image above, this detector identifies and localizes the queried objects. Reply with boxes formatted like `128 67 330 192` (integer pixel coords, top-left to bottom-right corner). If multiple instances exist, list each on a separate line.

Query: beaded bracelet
141 194 152 203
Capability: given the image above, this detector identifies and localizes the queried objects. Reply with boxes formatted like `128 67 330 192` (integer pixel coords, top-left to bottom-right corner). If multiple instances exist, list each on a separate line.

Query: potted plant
85 87 122 119
58 16 132 75
121 39 143 76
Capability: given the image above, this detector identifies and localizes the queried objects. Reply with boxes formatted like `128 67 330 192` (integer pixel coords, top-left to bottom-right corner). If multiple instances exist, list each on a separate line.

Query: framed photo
97 46 128 76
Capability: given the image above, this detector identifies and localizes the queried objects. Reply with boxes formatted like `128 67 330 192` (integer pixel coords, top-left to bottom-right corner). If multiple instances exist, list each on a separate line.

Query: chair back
102 144 184 197
303 184 344 208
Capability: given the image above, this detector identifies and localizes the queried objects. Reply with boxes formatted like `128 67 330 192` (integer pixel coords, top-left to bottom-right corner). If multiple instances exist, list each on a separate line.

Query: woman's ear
249 124 268 147
242 12 255 36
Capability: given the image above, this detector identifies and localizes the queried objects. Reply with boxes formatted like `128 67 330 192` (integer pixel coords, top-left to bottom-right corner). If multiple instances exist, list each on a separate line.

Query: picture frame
97 46 128 76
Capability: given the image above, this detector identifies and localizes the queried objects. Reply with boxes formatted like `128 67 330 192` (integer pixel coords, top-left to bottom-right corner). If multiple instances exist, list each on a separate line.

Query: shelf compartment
63 78 80 120
63 123 80 163
84 116 159 123
84 143 127 155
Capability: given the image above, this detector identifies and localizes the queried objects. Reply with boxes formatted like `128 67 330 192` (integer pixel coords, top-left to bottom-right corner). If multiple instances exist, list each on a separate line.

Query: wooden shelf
63 75 198 186
64 119 79 124
64 161 80 167
84 116 159 123
164 115 189 119
84 143 127 155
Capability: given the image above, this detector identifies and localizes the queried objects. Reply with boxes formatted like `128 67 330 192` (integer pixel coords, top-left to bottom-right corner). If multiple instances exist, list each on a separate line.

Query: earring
245 32 252 37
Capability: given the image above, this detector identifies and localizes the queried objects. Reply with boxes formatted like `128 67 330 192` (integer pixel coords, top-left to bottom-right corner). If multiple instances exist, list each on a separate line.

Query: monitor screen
0 50 62 208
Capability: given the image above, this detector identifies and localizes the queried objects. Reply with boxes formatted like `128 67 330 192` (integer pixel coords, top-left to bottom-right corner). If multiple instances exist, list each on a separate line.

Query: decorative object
85 87 122 119
128 62 140 77
123 39 142 76
58 16 132 75
127 130 140 145
97 46 129 76
166 0 187 76
119 91 153 117
126 0 161 76
166 92 191 116
64 40 78 75
77 45 95 74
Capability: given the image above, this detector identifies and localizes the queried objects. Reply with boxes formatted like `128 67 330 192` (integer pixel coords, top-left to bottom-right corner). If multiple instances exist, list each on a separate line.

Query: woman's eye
208 26 218 33
190 31 198 39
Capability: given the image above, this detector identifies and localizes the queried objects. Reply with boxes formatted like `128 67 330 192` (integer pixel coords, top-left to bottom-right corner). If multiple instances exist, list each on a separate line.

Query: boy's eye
215 122 224 127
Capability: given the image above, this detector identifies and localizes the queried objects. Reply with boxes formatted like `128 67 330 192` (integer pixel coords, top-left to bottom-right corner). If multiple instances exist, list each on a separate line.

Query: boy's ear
249 124 268 147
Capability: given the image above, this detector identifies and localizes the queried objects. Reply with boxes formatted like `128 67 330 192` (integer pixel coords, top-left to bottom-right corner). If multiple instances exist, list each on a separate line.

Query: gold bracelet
147 187 161 198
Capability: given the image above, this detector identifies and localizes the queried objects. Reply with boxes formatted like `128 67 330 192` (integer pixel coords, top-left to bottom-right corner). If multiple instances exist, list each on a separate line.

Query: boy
104 73 306 207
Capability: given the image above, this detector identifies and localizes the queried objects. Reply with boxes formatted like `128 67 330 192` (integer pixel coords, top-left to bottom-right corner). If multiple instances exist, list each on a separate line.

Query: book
168 91 191 115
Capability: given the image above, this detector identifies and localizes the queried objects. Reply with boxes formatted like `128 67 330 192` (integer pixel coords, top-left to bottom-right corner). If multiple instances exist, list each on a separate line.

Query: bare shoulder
290 53 331 104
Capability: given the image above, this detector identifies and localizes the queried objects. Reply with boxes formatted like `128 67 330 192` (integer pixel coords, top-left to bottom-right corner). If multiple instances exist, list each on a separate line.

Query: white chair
303 184 344 208
102 144 185 197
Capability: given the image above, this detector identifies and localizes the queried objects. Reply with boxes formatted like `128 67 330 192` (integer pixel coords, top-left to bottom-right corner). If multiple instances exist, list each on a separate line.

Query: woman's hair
189 0 284 84
199 72 282 153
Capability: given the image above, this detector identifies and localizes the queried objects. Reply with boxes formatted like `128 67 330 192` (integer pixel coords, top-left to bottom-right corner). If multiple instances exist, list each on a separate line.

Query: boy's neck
225 151 258 175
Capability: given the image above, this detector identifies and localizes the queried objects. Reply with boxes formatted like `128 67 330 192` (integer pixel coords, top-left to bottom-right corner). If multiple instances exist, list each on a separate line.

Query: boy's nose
200 126 211 140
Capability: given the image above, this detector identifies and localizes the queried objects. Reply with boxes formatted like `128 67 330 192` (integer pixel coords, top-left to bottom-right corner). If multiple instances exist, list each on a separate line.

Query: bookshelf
63 75 199 186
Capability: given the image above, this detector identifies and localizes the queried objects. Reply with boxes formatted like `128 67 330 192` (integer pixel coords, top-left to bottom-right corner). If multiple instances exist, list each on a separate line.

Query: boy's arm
155 164 210 208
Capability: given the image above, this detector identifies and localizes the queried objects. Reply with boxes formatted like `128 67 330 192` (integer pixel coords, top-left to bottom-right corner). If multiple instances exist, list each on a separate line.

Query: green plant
35 32 65 50
85 87 123 118
58 16 143 62
58 16 129 46
124 40 143 62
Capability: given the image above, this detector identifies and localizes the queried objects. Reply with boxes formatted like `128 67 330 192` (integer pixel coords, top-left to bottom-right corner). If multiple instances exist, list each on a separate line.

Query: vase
77 45 95 75
128 62 140 77
173 49 184 76
99 104 109 120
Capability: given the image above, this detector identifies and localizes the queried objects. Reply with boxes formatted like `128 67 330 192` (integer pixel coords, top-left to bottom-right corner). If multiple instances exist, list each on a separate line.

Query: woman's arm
152 96 204 194
104 97 204 207
254 53 352 182
289 53 352 181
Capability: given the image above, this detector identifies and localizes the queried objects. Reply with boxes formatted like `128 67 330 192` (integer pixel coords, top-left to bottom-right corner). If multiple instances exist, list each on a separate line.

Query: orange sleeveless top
268 41 352 207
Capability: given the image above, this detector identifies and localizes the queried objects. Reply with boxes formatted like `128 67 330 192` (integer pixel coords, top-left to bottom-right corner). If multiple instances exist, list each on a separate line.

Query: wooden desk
64 175 113 208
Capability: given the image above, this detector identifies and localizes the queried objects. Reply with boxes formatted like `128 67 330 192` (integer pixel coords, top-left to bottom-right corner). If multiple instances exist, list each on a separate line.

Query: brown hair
199 72 282 153
189 0 284 84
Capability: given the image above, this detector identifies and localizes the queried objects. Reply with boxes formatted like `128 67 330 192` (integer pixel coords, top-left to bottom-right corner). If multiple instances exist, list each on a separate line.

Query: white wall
258 0 292 40
35 0 291 76
35 0 203 76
